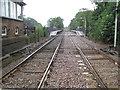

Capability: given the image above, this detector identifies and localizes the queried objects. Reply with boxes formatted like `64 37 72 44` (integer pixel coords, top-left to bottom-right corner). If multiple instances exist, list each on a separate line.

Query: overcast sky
23 0 95 27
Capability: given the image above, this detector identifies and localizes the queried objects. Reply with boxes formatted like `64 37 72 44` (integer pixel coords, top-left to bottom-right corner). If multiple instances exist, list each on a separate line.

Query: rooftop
11 0 26 6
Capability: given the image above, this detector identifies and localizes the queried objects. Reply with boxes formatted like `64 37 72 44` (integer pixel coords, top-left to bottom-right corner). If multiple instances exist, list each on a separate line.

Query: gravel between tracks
45 32 97 88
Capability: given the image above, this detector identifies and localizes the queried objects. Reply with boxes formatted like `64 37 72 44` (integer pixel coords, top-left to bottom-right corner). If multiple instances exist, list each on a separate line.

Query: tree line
69 2 120 47
23 16 64 43
23 17 48 43
47 17 64 29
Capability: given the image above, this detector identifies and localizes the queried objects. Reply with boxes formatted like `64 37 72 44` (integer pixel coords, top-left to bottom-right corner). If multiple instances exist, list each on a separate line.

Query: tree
69 2 118 45
47 17 64 29
69 8 94 33
23 17 39 27
88 2 116 43
23 17 48 43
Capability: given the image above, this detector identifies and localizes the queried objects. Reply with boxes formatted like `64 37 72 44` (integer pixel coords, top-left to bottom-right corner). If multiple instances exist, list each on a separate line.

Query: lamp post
114 0 118 48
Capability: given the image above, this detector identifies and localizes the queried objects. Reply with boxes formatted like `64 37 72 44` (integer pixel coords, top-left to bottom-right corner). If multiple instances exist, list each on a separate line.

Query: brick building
0 0 26 56
0 0 26 38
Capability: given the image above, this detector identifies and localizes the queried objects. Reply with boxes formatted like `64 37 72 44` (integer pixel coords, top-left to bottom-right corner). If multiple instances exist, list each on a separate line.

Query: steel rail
37 36 63 89
70 38 108 88
79 37 119 67
1 37 56 79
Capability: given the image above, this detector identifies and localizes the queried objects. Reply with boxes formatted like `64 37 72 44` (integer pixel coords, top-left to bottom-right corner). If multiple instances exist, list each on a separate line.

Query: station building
0 0 26 56
0 0 26 37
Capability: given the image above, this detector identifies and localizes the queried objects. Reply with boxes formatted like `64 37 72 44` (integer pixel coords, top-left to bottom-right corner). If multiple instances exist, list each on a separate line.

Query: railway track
45 31 118 88
0 33 63 88
71 35 119 88
45 32 98 88
0 31 119 88
1 37 54 75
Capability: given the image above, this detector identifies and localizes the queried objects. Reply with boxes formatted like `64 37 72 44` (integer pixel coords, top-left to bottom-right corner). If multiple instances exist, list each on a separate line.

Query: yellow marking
100 72 118 75
87 85 97 88
95 67 118 70
107 86 118 88
103 79 118 82
90 60 109 62
2 69 17 80
86 78 93 81
87 55 103 58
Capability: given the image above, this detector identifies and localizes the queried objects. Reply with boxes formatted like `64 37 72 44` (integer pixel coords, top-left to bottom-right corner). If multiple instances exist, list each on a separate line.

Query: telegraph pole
114 0 118 48
79 8 88 36
84 17 87 35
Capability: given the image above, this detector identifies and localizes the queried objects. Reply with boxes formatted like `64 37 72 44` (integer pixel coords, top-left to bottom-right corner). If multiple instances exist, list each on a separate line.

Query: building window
2 26 7 36
15 27 19 35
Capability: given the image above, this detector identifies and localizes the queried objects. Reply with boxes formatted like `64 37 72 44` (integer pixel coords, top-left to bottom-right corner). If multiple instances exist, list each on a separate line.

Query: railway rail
45 32 98 88
1 37 55 79
79 36 119 67
0 31 119 88
1 37 54 75
45 31 118 88
70 38 107 88
0 33 63 88
71 34 119 88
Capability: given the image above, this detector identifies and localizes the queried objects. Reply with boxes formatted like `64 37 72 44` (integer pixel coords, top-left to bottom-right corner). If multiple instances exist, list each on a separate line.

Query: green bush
36 24 44 42
87 2 116 44
24 35 30 44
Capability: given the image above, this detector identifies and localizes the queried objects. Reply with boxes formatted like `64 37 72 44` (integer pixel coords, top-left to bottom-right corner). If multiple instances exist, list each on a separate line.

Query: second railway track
71 34 119 88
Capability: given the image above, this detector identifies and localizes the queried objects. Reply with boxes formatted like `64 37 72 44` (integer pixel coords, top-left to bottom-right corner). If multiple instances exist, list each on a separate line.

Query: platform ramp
50 30 62 36
71 30 85 37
